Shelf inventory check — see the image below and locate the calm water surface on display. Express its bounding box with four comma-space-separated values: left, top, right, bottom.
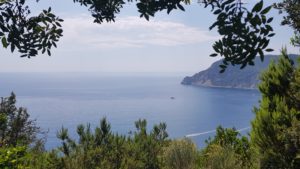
0, 73, 260, 149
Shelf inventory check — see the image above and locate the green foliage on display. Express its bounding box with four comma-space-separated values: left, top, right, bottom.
73, 0, 126, 23
0, 92, 41, 147
274, 0, 300, 46
129, 119, 168, 169
203, 0, 274, 72
201, 126, 258, 169
201, 144, 243, 169
0, 0, 63, 58
30, 118, 169, 169
0, 114, 259, 169
163, 138, 198, 169
291, 33, 300, 47
0, 0, 278, 72
274, 0, 300, 33
73, 0, 187, 23
0, 146, 29, 169
251, 49, 300, 168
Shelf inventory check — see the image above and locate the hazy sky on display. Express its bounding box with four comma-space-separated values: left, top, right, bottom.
0, 0, 298, 73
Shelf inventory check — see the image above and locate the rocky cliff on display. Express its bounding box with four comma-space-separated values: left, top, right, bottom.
181, 55, 298, 89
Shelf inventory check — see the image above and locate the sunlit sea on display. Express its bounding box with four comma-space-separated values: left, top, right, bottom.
0, 72, 260, 149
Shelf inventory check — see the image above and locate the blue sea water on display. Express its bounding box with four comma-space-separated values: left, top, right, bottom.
0, 73, 260, 149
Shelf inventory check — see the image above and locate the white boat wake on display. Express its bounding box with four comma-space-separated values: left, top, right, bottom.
185, 127, 251, 138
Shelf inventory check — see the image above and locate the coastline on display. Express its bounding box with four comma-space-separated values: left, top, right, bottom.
182, 83, 258, 90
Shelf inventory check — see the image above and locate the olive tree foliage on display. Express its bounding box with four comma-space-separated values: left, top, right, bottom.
0, 0, 276, 70
274, 0, 300, 47
73, 0, 190, 22
203, 0, 275, 72
0, 0, 63, 58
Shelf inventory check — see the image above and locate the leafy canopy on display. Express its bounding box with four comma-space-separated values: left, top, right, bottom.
0, 0, 276, 71
274, 0, 300, 47
205, 0, 274, 72
0, 0, 63, 58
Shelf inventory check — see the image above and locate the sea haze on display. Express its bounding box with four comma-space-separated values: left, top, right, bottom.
0, 72, 260, 149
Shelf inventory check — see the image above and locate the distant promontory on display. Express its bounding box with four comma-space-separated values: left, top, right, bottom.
181, 55, 298, 89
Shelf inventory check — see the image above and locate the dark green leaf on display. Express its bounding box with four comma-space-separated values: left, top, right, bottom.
266, 25, 273, 31
262, 39, 270, 49
167, 6, 172, 14
209, 22, 218, 30
177, 4, 184, 11
55, 22, 62, 27
0, 24, 9, 32
249, 61, 255, 66
268, 33, 275, 37
265, 48, 274, 52
221, 0, 235, 9
219, 64, 226, 69
2, 37, 8, 48
210, 53, 218, 57
240, 63, 247, 69
252, 0, 263, 13
48, 13, 55, 18
7, 8, 13, 16
1, 12, 9, 18
267, 17, 273, 23
258, 49, 264, 61
260, 6, 272, 15
47, 49, 51, 56
10, 43, 15, 52
213, 9, 222, 15
144, 14, 149, 21
52, 42, 57, 48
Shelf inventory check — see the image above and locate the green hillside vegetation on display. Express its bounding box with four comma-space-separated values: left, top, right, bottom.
0, 51, 299, 169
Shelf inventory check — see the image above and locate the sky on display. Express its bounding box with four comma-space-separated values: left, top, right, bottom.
0, 0, 298, 74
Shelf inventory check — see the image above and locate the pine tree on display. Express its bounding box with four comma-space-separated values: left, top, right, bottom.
251, 49, 300, 168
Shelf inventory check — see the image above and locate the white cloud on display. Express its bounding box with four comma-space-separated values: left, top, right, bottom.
61, 15, 218, 49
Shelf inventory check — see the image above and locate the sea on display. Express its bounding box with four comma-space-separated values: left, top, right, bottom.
0, 72, 260, 150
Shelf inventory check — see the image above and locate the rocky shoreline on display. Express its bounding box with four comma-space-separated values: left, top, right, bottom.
181, 54, 298, 89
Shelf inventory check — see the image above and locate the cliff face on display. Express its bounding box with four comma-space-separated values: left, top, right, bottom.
181, 55, 298, 89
